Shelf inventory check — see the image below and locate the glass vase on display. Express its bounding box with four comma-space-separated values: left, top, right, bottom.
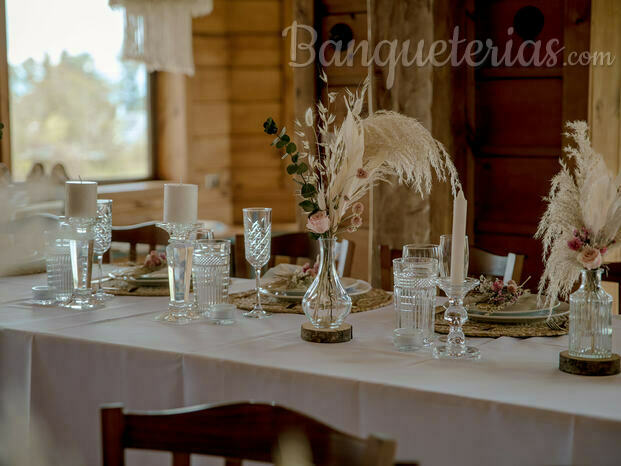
569, 268, 613, 359
302, 237, 352, 329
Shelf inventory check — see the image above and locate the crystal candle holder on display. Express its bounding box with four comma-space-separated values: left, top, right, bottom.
433, 277, 480, 360
156, 222, 205, 325
64, 216, 102, 311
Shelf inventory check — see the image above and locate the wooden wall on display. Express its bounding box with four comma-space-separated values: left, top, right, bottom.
316, 0, 370, 280
186, 0, 296, 225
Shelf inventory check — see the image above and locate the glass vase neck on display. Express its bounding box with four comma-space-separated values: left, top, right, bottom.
580, 268, 603, 291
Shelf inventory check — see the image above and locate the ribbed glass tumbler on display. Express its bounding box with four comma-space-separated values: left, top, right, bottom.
192, 239, 231, 316
392, 257, 438, 351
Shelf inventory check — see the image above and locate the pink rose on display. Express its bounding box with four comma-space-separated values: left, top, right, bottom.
578, 246, 602, 270
356, 168, 368, 179
306, 210, 330, 234
351, 202, 364, 216
301, 262, 311, 273
567, 237, 583, 251
492, 279, 503, 292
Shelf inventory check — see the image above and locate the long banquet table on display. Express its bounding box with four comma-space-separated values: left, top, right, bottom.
2, 271, 621, 466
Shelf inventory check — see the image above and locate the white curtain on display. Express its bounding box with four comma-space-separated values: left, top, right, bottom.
109, 0, 214, 75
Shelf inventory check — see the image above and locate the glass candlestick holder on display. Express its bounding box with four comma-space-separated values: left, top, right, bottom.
156, 222, 205, 324
64, 217, 102, 311
434, 277, 480, 360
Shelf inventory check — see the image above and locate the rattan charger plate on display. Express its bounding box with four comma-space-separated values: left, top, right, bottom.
433, 307, 569, 338
229, 288, 393, 315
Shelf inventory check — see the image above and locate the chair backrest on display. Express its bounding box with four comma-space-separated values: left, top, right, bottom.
234, 233, 355, 278
379, 244, 525, 291
106, 221, 170, 263
101, 402, 396, 466
469, 247, 525, 282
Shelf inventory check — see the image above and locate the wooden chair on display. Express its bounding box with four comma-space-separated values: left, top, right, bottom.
379, 244, 525, 291
101, 402, 398, 466
104, 221, 170, 263
469, 247, 525, 282
234, 233, 355, 278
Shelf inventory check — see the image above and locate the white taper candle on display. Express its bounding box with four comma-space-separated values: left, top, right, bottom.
65, 181, 97, 218
163, 183, 198, 224
450, 190, 467, 285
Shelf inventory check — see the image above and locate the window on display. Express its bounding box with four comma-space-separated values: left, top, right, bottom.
6, 0, 150, 181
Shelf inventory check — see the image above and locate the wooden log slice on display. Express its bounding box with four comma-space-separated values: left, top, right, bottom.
559, 350, 621, 376
301, 322, 352, 343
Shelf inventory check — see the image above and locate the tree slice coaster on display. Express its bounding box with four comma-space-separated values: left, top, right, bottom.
559, 350, 621, 376
301, 322, 352, 343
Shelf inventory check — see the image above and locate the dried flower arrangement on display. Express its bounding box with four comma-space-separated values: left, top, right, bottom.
536, 121, 621, 304
465, 276, 529, 313
267, 262, 320, 291
263, 73, 460, 238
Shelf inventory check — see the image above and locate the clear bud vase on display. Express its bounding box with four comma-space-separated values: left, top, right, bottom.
302, 237, 352, 329
569, 268, 613, 359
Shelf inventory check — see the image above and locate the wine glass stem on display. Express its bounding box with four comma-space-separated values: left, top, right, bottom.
97, 253, 103, 293
255, 267, 262, 309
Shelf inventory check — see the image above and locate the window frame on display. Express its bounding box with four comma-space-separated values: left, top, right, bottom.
0, 0, 157, 184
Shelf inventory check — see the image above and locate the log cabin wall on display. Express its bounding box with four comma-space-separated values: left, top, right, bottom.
316, 0, 370, 280
187, 0, 296, 225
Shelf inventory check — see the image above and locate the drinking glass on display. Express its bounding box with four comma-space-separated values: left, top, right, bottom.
193, 239, 231, 316
392, 257, 438, 351
438, 234, 469, 278
402, 244, 440, 261
45, 218, 72, 304
401, 244, 440, 343
243, 207, 272, 319
93, 200, 113, 301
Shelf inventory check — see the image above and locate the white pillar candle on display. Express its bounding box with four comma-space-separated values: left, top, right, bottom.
65, 181, 97, 218
164, 183, 198, 224
450, 190, 467, 285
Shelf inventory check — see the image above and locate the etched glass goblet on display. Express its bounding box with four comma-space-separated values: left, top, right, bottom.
93, 199, 113, 301
243, 207, 272, 319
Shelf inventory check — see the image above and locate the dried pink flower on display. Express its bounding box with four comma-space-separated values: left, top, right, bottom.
351, 202, 364, 216
567, 237, 583, 251
356, 168, 369, 179
492, 279, 504, 292
351, 215, 363, 228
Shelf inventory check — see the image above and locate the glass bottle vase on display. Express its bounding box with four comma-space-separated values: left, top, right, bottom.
569, 268, 613, 359
302, 237, 352, 329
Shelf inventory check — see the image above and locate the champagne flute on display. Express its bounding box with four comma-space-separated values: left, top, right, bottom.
438, 234, 469, 278
94, 199, 113, 301
243, 208, 272, 319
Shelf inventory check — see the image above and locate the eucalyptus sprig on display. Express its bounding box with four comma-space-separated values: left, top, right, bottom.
263, 117, 319, 215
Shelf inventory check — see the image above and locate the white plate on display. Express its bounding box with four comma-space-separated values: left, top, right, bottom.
467, 301, 568, 324
110, 268, 169, 288
467, 294, 560, 316
261, 278, 371, 302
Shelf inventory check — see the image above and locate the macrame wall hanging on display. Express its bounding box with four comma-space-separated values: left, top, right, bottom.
109, 0, 214, 75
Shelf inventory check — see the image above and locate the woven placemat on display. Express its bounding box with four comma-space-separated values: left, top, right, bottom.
433, 307, 569, 338
104, 279, 170, 297
229, 288, 393, 315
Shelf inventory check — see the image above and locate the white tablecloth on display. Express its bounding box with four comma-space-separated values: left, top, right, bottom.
2, 272, 621, 466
